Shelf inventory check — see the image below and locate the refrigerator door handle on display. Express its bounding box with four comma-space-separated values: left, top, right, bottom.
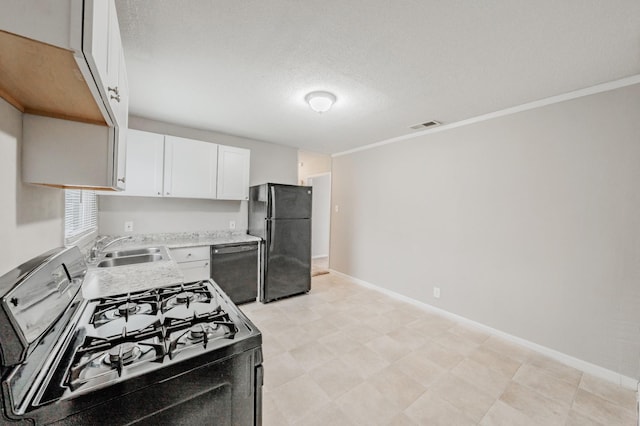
270, 186, 276, 218
267, 220, 274, 253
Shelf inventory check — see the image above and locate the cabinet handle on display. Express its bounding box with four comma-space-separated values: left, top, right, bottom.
157, 192, 161, 195
110, 94, 121, 102
166, 192, 170, 195
108, 86, 120, 95
118, 177, 126, 183
187, 253, 192, 257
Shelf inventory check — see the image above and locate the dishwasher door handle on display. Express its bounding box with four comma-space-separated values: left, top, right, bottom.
213, 245, 258, 255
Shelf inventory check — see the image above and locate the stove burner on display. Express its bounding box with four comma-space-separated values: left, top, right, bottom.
159, 282, 214, 313
188, 324, 214, 340
176, 292, 195, 304
106, 342, 138, 365
188, 325, 205, 340
117, 302, 139, 316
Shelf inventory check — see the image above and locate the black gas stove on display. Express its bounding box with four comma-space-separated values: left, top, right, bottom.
0, 246, 263, 425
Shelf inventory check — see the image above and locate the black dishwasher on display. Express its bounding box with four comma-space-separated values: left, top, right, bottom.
211, 242, 259, 305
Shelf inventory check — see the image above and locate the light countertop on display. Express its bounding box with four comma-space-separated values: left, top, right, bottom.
81, 231, 261, 299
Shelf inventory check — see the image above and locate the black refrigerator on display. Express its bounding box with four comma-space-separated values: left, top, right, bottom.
248, 183, 312, 303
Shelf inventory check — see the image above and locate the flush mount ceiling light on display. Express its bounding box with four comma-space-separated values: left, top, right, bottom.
305, 91, 337, 113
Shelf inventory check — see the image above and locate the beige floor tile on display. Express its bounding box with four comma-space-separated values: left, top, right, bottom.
262, 351, 304, 390
499, 381, 570, 426
291, 402, 355, 426
404, 390, 476, 426
525, 353, 583, 387
319, 310, 362, 329
367, 307, 421, 332
262, 390, 290, 426
257, 310, 298, 334
341, 322, 382, 344
365, 335, 408, 362
270, 374, 331, 424
565, 408, 607, 426
512, 363, 578, 407
482, 336, 533, 362
261, 332, 286, 360
272, 324, 316, 351
428, 372, 496, 422
450, 323, 491, 344
579, 373, 637, 412
469, 345, 523, 378
289, 340, 336, 371
282, 306, 324, 324
387, 327, 429, 351
479, 400, 538, 426
451, 357, 512, 399
393, 351, 446, 387
412, 317, 456, 338
388, 412, 418, 426
572, 388, 637, 426
340, 344, 390, 379
317, 329, 364, 355
435, 330, 481, 356
335, 382, 401, 425
299, 317, 339, 340
308, 358, 364, 399
366, 366, 427, 411
366, 313, 408, 334
412, 340, 465, 370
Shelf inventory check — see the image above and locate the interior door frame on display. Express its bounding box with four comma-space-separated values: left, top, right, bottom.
305, 172, 331, 261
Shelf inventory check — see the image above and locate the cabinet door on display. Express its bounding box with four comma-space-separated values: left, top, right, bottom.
113, 129, 165, 197
164, 136, 218, 199
111, 47, 129, 191
84, 0, 126, 128
217, 145, 250, 200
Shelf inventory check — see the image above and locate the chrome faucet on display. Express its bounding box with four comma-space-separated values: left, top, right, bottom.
88, 235, 132, 261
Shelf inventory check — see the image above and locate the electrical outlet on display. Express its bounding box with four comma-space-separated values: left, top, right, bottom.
229, 220, 236, 230
433, 287, 441, 299
124, 221, 134, 232
335, 205, 339, 213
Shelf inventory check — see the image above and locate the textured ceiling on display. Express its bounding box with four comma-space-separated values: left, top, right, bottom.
115, 0, 640, 155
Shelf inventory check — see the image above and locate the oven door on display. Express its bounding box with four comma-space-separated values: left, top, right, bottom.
27, 348, 262, 426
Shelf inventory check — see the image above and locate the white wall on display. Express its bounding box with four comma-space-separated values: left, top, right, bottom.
0, 99, 64, 276
98, 116, 299, 235
330, 83, 640, 380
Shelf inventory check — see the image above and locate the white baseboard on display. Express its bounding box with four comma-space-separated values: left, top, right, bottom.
312, 254, 329, 259
329, 269, 639, 391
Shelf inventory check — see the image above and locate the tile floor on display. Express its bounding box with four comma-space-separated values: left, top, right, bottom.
240, 273, 638, 426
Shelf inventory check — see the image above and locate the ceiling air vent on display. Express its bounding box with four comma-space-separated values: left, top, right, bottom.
410, 120, 441, 130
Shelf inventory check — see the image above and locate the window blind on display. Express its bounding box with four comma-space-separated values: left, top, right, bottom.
64, 190, 98, 245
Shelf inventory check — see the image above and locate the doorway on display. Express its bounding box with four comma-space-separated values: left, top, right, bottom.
307, 173, 331, 275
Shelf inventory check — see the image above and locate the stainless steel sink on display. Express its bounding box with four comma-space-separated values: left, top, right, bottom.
97, 254, 164, 268
104, 247, 161, 258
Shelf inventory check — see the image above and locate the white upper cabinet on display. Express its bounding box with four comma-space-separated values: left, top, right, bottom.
164, 136, 219, 199
1, 0, 129, 190
119, 129, 164, 197
217, 145, 250, 200
83, 0, 127, 129
101, 130, 251, 200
